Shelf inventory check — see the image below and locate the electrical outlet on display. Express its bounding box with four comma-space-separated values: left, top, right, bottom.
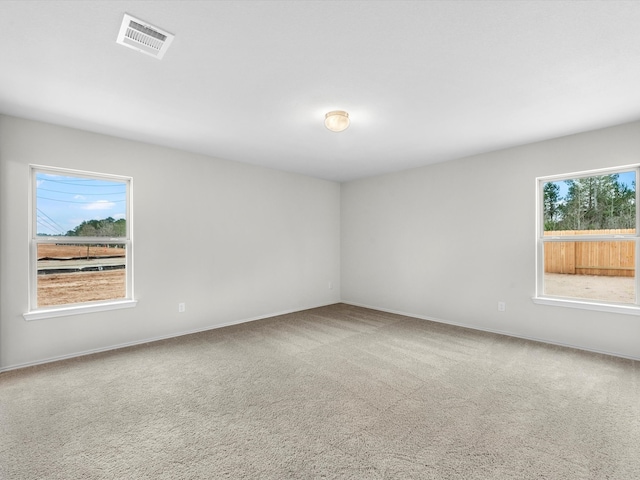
328, 281, 333, 290
497, 301, 506, 312
178, 303, 186, 313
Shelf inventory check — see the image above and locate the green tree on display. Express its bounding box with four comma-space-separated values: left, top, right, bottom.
66, 217, 126, 237
543, 182, 561, 230
557, 174, 635, 230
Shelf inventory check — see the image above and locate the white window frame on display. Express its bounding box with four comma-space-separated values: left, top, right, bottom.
533, 164, 640, 315
24, 165, 137, 321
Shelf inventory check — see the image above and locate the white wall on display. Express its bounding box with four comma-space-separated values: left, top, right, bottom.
0, 115, 341, 370
3, 115, 640, 370
341, 121, 640, 360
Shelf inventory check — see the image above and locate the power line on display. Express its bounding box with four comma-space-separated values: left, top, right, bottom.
37, 215, 60, 232
38, 177, 126, 187
36, 208, 66, 234
36, 196, 126, 204
36, 217, 61, 232
36, 214, 64, 235
38, 187, 126, 196
37, 219, 62, 235
37, 221, 58, 235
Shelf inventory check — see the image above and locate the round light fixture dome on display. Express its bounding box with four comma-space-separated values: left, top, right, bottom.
324, 110, 350, 132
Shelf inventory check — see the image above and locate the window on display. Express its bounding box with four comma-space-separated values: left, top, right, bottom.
25, 165, 135, 320
534, 166, 639, 314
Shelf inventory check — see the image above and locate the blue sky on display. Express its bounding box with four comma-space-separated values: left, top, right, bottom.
36, 173, 127, 235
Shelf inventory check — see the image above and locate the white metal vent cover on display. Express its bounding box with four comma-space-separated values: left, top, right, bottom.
116, 13, 174, 59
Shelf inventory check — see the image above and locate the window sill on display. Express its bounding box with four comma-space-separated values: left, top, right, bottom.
23, 299, 138, 321
532, 296, 640, 316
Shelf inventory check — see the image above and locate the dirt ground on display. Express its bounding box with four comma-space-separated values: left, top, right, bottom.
544, 273, 635, 304
38, 270, 126, 307
37, 244, 126, 307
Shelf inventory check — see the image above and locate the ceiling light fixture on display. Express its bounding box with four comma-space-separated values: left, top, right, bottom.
324, 110, 350, 132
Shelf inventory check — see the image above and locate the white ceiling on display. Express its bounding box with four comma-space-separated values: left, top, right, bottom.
1, 1, 640, 182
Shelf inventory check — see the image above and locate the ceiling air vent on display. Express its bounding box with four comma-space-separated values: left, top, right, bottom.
116, 13, 174, 59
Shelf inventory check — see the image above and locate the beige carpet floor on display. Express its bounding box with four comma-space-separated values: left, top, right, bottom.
1, 304, 639, 479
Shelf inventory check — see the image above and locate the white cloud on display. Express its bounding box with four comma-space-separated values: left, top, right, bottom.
74, 194, 86, 200
82, 200, 116, 211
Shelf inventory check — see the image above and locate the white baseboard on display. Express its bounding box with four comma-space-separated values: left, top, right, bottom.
0, 302, 336, 373
4, 301, 637, 373
342, 301, 640, 362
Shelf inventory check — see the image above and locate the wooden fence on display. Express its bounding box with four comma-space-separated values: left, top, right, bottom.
544, 229, 635, 277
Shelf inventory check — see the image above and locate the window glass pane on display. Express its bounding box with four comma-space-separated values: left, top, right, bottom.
37, 243, 126, 307
543, 171, 635, 234
36, 172, 127, 237
543, 240, 635, 304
